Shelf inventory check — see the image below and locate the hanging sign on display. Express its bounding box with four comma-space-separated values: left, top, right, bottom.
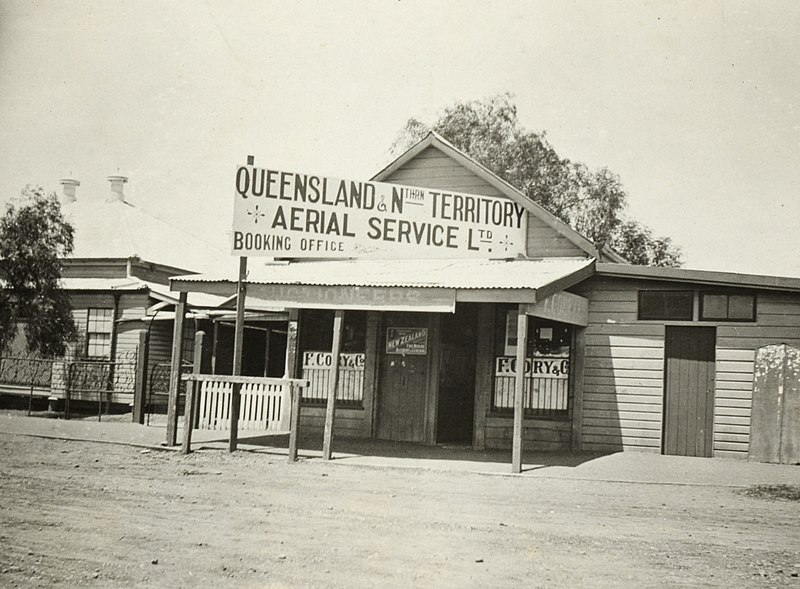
232, 165, 527, 258
386, 327, 428, 355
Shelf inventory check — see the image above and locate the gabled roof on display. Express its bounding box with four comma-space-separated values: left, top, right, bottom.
372, 132, 628, 263
596, 263, 800, 293
61, 199, 231, 274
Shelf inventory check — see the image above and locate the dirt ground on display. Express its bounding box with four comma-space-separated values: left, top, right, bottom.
1, 433, 799, 588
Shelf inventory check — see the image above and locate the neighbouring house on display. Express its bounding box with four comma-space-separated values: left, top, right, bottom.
169, 132, 800, 464
0, 176, 287, 417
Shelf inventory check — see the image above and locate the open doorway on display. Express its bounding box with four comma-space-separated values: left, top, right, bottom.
436, 304, 478, 444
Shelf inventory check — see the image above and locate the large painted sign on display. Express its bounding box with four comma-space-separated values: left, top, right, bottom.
232, 165, 527, 258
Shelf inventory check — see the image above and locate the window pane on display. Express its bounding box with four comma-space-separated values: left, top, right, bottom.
702, 294, 728, 319
728, 295, 755, 320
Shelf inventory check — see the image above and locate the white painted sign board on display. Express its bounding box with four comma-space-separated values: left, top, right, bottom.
232, 165, 527, 258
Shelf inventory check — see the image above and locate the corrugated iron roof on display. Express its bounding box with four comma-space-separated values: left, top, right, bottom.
61, 200, 230, 274
172, 257, 595, 290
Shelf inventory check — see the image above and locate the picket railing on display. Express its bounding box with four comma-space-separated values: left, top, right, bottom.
181, 374, 308, 434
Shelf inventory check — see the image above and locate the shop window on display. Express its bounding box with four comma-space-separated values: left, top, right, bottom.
299, 310, 366, 407
492, 306, 571, 418
86, 308, 113, 359
638, 291, 693, 321
700, 292, 756, 322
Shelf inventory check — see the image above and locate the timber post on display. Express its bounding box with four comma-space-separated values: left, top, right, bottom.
286, 309, 301, 462
511, 304, 528, 473
229, 256, 248, 452
322, 310, 344, 461
132, 330, 148, 424
165, 291, 188, 446
182, 331, 205, 454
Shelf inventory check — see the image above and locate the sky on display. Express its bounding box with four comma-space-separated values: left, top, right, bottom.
1, 0, 798, 277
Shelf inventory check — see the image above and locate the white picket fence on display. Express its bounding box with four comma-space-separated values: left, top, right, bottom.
182, 374, 305, 433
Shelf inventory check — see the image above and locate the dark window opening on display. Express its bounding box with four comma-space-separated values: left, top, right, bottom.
638, 290, 693, 321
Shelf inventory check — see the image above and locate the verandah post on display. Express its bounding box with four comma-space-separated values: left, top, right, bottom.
286, 309, 301, 462
511, 304, 528, 473
322, 310, 344, 461
229, 256, 248, 452
165, 291, 188, 446
132, 330, 148, 424
182, 331, 205, 454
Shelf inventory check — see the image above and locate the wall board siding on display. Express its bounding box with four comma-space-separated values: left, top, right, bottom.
484, 416, 572, 451
573, 277, 800, 457
299, 407, 366, 438
383, 146, 589, 259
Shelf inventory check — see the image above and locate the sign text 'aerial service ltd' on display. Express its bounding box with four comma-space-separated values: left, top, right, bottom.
231, 165, 527, 258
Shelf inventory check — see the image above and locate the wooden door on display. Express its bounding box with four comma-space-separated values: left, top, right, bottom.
376, 313, 430, 442
663, 326, 716, 457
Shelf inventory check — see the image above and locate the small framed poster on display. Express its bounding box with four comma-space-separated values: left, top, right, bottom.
386, 327, 428, 355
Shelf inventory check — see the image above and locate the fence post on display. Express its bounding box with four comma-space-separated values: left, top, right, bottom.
132, 330, 148, 424
286, 309, 301, 462
64, 362, 73, 420
166, 291, 188, 446
182, 331, 205, 455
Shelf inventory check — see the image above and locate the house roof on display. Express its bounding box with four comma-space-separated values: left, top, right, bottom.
372, 132, 628, 264
595, 263, 800, 293
60, 277, 232, 308
61, 199, 231, 274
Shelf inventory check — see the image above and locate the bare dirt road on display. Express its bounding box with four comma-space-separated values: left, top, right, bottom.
1, 432, 799, 588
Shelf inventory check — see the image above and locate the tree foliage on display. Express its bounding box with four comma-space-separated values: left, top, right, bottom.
0, 186, 77, 357
392, 94, 682, 267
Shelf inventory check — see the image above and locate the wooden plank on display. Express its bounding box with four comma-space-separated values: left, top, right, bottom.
322, 310, 344, 460
165, 291, 187, 446
182, 373, 308, 386
472, 304, 494, 449
425, 313, 441, 445
229, 256, 247, 453
511, 305, 528, 473
361, 312, 379, 438
286, 309, 301, 462
571, 327, 586, 452
132, 330, 148, 425
182, 331, 205, 454
523, 291, 588, 327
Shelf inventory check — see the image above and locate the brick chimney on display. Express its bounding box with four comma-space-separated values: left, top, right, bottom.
60, 178, 80, 204
107, 175, 128, 202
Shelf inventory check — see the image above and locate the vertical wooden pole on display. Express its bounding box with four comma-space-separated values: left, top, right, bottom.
322, 310, 344, 461
182, 331, 205, 454
132, 330, 149, 424
229, 256, 248, 452
511, 305, 528, 473
286, 309, 301, 462
570, 327, 586, 452
211, 320, 219, 374
362, 312, 380, 438
472, 303, 494, 450
165, 291, 188, 446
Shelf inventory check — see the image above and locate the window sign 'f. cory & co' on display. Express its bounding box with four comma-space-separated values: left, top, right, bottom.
231, 165, 527, 258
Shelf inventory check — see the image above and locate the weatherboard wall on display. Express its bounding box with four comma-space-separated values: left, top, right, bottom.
381, 146, 588, 259
570, 276, 800, 458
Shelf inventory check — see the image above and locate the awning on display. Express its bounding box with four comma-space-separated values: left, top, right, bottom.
170, 257, 595, 312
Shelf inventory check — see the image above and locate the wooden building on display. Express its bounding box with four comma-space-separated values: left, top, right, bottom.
171, 133, 800, 463
0, 176, 285, 411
